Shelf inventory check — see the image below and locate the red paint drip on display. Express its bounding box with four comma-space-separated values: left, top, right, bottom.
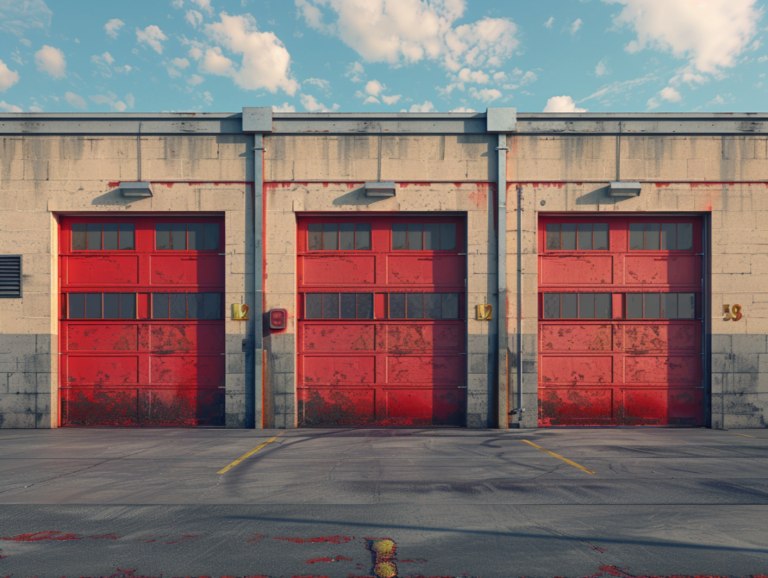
655, 183, 671, 188
163, 533, 208, 544
2, 531, 82, 542
398, 182, 431, 187
273, 535, 354, 544
108, 182, 120, 188
247, 533, 265, 542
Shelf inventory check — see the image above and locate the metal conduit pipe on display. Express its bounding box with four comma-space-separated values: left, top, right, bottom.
253, 133, 265, 428
496, 134, 509, 428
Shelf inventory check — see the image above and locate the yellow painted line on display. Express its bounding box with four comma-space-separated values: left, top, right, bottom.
218, 435, 280, 474
522, 439, 595, 474
727, 432, 756, 438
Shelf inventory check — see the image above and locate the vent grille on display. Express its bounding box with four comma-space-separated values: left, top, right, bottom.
0, 255, 22, 298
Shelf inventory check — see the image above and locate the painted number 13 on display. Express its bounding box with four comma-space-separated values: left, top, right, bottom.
723, 304, 743, 321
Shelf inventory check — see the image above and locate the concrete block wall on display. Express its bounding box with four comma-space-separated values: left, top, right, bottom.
0, 135, 253, 428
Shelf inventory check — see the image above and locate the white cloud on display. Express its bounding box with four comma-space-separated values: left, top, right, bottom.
759, 55, 768, 63
305, 77, 330, 91
201, 12, 299, 95
365, 79, 385, 96
0, 101, 22, 112
450, 106, 476, 112
64, 91, 87, 110
363, 95, 379, 104
520, 70, 537, 85
125, 93, 135, 108
186, 10, 204, 28
187, 73, 205, 85
408, 100, 437, 112
0, 0, 52, 35
91, 51, 115, 77
345, 61, 364, 82
544, 16, 554, 29
595, 59, 609, 76
203, 90, 213, 105
581, 73, 656, 104
115, 65, 132, 74
543, 95, 587, 112
570, 18, 582, 34
296, 0, 519, 72
272, 102, 296, 112
382, 94, 401, 105
192, 0, 214, 15
35, 45, 66, 78
172, 0, 184, 7
469, 87, 501, 102
659, 86, 682, 102
173, 57, 191, 69
136, 25, 168, 54
105, 18, 125, 38
29, 105, 42, 112
493, 71, 506, 82
0, 59, 20, 91
458, 68, 489, 83
89, 91, 133, 112
602, 0, 761, 73
300, 93, 339, 112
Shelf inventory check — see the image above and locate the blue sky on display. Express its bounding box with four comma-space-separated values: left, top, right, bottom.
0, 0, 766, 113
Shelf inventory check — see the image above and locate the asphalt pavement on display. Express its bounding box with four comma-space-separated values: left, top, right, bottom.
0, 427, 767, 577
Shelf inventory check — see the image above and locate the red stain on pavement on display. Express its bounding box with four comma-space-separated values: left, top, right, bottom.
302, 555, 353, 564
247, 533, 265, 542
2, 531, 82, 541
163, 533, 209, 544
273, 536, 354, 544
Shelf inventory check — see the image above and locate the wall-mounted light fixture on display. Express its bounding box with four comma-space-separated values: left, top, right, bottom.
365, 181, 396, 197
118, 181, 154, 197
608, 181, 641, 197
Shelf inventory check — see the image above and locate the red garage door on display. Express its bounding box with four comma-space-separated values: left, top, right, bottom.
538, 216, 703, 426
59, 217, 225, 426
297, 216, 466, 427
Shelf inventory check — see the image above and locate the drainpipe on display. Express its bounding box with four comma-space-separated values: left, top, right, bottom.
515, 184, 523, 423
496, 134, 509, 428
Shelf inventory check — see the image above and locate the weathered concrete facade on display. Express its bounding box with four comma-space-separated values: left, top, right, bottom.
1, 110, 767, 428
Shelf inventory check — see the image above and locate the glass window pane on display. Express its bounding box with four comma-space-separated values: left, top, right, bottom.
306, 294, 322, 318
678, 293, 695, 319
188, 223, 204, 250
323, 293, 339, 318
308, 223, 323, 250
86, 293, 102, 319
357, 294, 373, 319
440, 223, 456, 250
627, 294, 643, 319
103, 293, 120, 318
69, 293, 85, 318
546, 223, 560, 250
392, 224, 407, 250
87, 223, 101, 250
644, 293, 660, 318
595, 294, 611, 319
577, 223, 592, 250
170, 293, 187, 318
103, 223, 118, 250
578, 293, 595, 318
204, 223, 220, 251
153, 293, 169, 318
340, 293, 356, 318
188, 293, 203, 319
561, 293, 577, 318
204, 293, 221, 320
340, 223, 355, 250
356, 223, 371, 250
544, 294, 560, 319
156, 224, 171, 250
407, 223, 422, 250
645, 223, 661, 251
389, 293, 405, 318
677, 223, 693, 250
593, 224, 609, 250
425, 293, 441, 318
119, 223, 134, 250
323, 223, 338, 250
72, 224, 87, 250
661, 223, 677, 250
561, 224, 576, 250
424, 223, 440, 250
120, 293, 136, 319
171, 223, 186, 250
629, 223, 644, 250
407, 293, 423, 318
442, 293, 459, 319
661, 293, 678, 319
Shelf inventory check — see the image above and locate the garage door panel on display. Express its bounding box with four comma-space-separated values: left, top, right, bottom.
625, 355, 701, 384
387, 355, 463, 384
303, 324, 376, 351
150, 355, 224, 385
61, 388, 140, 426
386, 323, 463, 351
540, 256, 612, 285
624, 323, 698, 351
540, 324, 612, 351
302, 255, 375, 285
67, 356, 140, 385
303, 356, 375, 384
139, 389, 224, 426
297, 388, 375, 426
540, 356, 613, 384
624, 255, 701, 285
539, 388, 614, 425
150, 255, 225, 286
387, 255, 463, 285
67, 324, 138, 351
621, 388, 702, 425
67, 256, 139, 285
149, 324, 225, 353
379, 387, 466, 426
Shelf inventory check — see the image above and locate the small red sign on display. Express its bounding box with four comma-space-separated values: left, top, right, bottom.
269, 309, 287, 330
